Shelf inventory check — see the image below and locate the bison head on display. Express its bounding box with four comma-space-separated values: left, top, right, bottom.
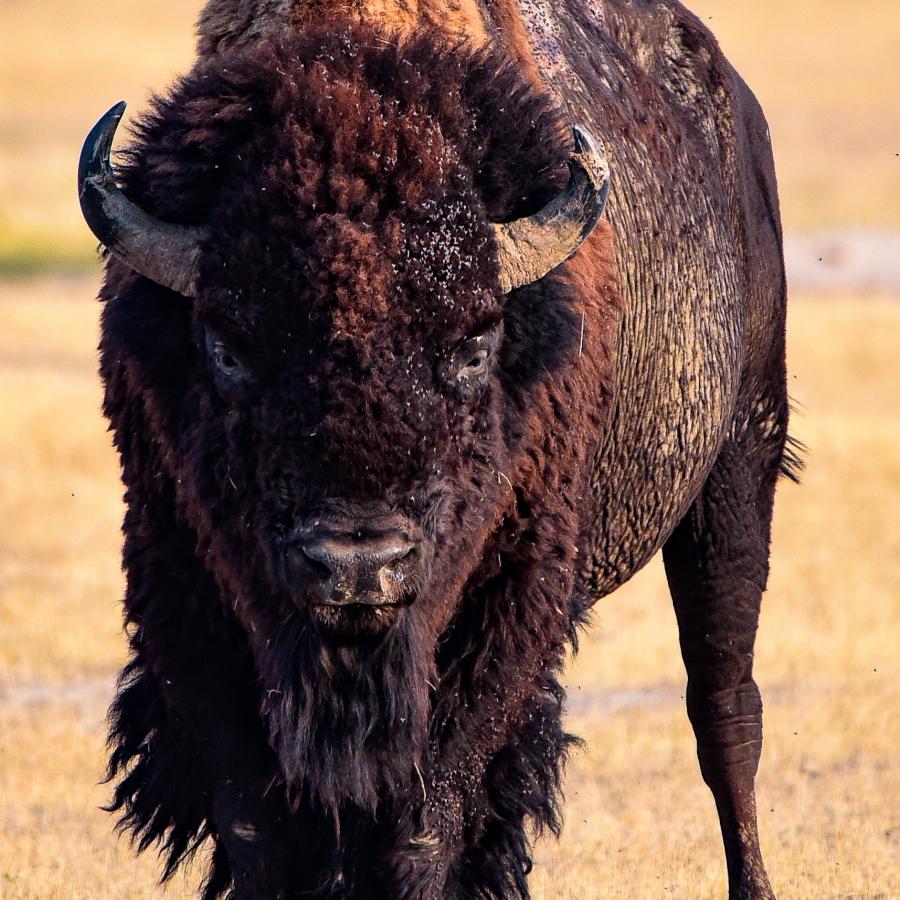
83, 26, 608, 813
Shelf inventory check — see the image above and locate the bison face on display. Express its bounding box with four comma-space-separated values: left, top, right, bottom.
192, 196, 512, 641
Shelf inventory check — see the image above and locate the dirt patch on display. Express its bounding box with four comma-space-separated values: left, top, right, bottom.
785, 230, 900, 293
0, 677, 115, 711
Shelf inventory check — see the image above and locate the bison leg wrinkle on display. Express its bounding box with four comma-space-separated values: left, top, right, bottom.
663, 436, 781, 900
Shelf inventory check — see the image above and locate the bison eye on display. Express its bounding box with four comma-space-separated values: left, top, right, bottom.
457, 348, 491, 381
213, 344, 242, 377
443, 328, 500, 398
205, 330, 250, 390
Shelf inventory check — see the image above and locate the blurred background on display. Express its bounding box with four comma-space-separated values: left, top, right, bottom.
0, 1, 897, 897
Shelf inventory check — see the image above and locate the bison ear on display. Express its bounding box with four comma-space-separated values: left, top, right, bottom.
492, 126, 610, 294
78, 102, 206, 298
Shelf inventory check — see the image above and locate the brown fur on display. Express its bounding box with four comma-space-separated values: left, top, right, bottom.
197, 0, 490, 55
96, 2, 792, 897
100, 20, 619, 898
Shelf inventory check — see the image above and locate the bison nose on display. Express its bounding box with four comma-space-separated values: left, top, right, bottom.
298, 534, 415, 606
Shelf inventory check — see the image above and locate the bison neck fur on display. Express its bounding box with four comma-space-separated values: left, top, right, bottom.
101, 21, 615, 899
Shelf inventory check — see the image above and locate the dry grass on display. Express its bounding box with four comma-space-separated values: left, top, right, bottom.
0, 279, 897, 897
1, 0, 898, 272
687, 0, 900, 232
0, 0, 196, 271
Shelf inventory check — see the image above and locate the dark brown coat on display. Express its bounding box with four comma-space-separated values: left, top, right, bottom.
94, 3, 793, 898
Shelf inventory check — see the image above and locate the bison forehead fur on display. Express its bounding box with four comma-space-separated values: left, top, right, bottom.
100, 22, 615, 899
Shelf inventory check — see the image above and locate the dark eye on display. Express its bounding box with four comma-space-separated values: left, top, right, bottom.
213, 343, 243, 377
457, 348, 491, 381
205, 330, 249, 387
442, 327, 500, 398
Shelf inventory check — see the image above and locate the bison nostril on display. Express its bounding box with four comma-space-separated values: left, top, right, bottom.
384, 545, 414, 570
300, 547, 334, 582
382, 544, 413, 565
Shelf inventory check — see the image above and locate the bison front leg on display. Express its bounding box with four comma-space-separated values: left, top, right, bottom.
662, 436, 780, 900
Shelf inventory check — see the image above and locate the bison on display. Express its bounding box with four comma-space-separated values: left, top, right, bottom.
78, 2, 796, 898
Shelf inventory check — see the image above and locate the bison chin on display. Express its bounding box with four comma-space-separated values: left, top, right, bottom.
256, 604, 437, 816
308, 602, 405, 635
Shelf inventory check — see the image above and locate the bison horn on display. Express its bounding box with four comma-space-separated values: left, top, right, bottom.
493, 126, 610, 294
78, 102, 204, 297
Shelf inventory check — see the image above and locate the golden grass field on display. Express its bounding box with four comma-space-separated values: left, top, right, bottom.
1, 0, 899, 897
0, 281, 897, 898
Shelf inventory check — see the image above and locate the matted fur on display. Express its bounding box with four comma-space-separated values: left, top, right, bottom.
100, 22, 617, 899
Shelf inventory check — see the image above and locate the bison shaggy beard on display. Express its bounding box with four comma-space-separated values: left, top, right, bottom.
100, 18, 605, 899
258, 600, 437, 815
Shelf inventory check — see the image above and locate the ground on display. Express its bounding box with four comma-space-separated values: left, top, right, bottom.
0, 281, 897, 898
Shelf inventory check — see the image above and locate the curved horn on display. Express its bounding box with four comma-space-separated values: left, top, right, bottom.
78, 102, 204, 297
493, 126, 610, 294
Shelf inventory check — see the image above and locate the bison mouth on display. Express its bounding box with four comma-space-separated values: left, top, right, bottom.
309, 598, 407, 634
